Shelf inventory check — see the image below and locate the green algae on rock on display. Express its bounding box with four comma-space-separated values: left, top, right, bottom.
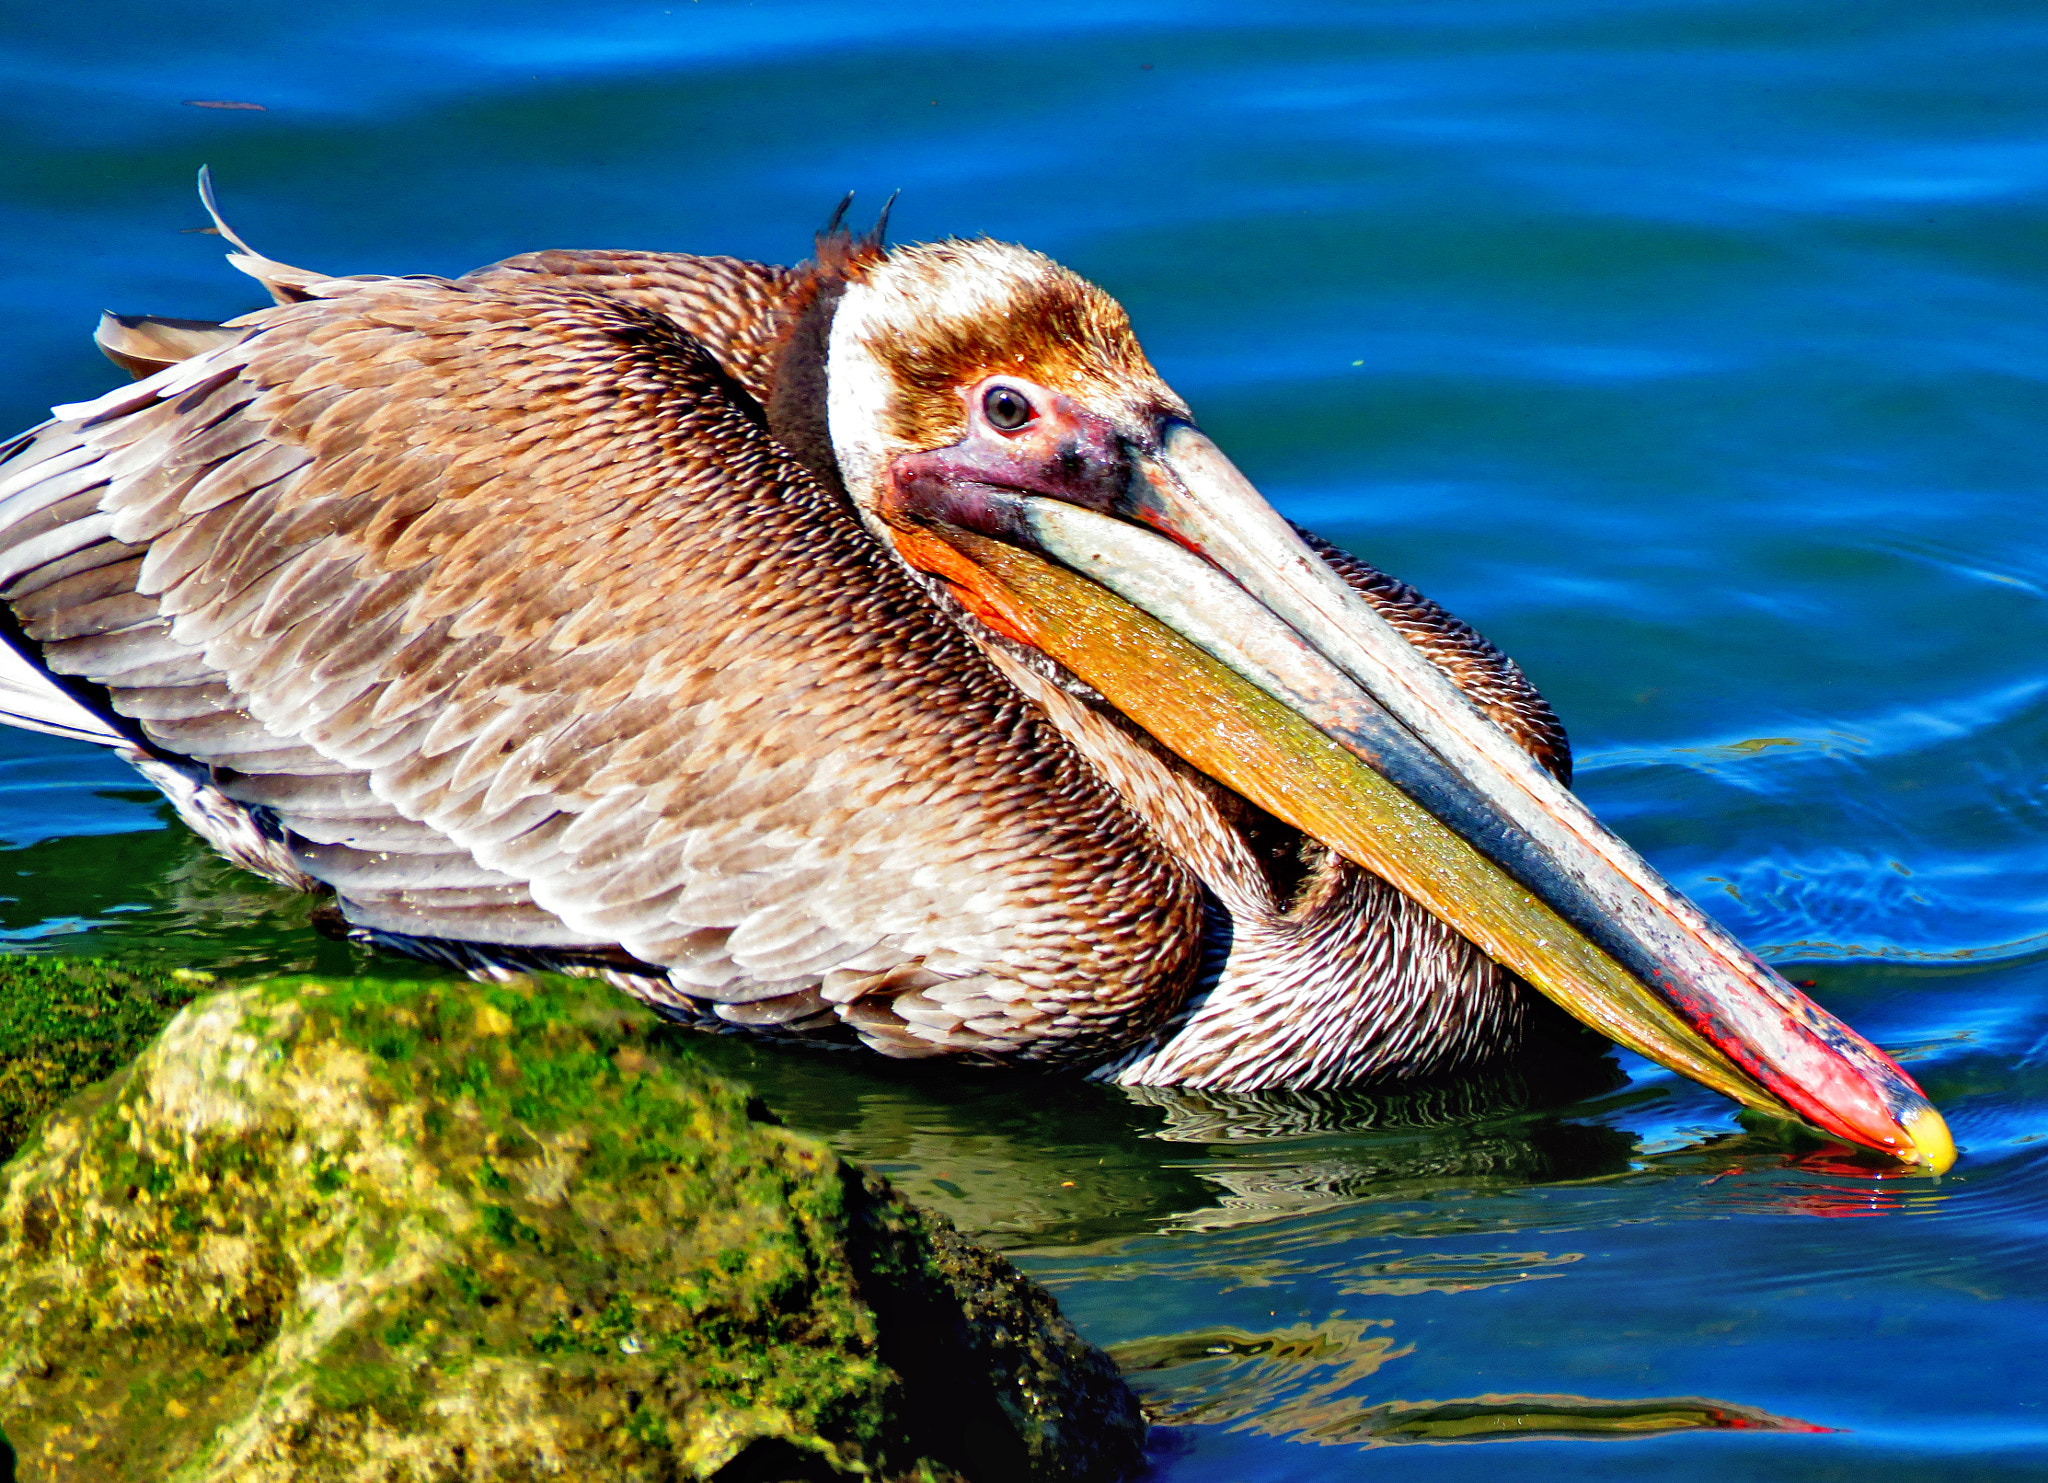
0, 973, 1144, 1482
0, 955, 204, 1163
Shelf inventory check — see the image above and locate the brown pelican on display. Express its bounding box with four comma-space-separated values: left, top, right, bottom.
0, 178, 1952, 1171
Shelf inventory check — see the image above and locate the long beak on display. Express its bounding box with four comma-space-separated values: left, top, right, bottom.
900, 422, 1952, 1173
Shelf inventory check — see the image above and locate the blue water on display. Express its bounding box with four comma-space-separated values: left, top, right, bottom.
4, 1, 2048, 1475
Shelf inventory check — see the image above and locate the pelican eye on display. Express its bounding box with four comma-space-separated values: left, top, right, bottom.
982, 385, 1037, 432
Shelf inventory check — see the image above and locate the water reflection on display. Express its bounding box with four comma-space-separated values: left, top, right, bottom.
1129, 1103, 1639, 1236
1114, 1316, 1412, 1436
684, 1019, 1968, 1253
1115, 1310, 1829, 1452
1123, 1069, 1627, 1143
0, 807, 440, 978
1120, 1309, 1830, 1448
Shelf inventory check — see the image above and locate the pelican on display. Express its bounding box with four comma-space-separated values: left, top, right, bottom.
0, 179, 1952, 1171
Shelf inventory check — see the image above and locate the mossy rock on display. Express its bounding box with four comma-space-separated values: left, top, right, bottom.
0, 955, 204, 1162
0, 973, 1143, 1482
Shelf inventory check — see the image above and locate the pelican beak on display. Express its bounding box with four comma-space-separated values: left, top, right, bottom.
884, 416, 1952, 1174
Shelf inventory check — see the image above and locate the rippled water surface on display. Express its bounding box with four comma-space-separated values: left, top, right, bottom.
5, 1, 2048, 1476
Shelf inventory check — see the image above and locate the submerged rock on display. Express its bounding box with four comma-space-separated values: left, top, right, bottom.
0, 972, 1143, 1482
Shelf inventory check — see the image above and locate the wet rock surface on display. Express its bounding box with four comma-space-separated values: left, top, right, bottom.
0, 956, 202, 1164
0, 970, 1144, 1482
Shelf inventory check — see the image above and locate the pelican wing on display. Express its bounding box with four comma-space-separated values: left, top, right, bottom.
0, 265, 1201, 1056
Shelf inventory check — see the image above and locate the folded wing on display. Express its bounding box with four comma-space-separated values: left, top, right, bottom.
0, 263, 1202, 1058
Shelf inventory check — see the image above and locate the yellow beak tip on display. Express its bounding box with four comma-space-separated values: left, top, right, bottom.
1900, 1105, 1957, 1176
